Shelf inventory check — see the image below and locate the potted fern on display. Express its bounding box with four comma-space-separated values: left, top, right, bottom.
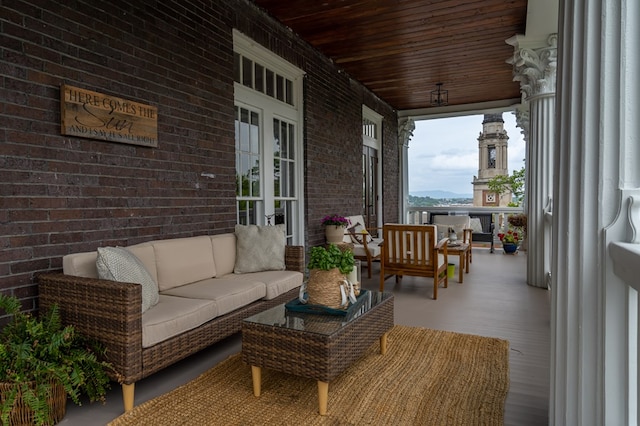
305, 244, 356, 309
0, 294, 113, 425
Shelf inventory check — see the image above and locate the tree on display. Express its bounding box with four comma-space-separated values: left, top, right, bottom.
488, 165, 525, 207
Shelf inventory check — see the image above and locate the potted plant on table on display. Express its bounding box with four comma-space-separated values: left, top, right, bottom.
321, 214, 350, 244
0, 294, 113, 426
305, 244, 356, 309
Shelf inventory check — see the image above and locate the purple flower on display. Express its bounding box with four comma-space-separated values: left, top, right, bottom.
321, 214, 350, 227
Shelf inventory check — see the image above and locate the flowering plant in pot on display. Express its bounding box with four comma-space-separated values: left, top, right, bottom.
498, 230, 520, 253
320, 214, 350, 227
321, 214, 350, 244
0, 294, 113, 426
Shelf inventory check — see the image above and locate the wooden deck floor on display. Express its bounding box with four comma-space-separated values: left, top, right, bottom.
61, 247, 549, 425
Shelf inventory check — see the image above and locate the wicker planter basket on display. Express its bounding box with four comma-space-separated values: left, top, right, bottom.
307, 268, 347, 309
0, 381, 67, 425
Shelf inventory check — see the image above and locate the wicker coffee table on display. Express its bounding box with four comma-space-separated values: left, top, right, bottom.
242, 291, 394, 415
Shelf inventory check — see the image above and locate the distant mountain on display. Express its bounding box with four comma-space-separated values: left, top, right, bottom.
410, 190, 473, 199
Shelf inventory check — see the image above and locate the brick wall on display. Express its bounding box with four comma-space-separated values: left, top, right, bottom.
0, 0, 398, 312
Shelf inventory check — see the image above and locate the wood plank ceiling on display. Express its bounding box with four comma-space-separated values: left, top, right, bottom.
252, 0, 528, 113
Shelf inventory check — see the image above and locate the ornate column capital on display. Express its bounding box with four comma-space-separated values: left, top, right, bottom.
506, 33, 558, 100
398, 118, 415, 147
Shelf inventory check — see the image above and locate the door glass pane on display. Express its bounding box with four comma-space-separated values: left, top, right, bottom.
238, 200, 261, 225
288, 162, 295, 196
236, 106, 261, 199
281, 121, 288, 158
288, 124, 295, 159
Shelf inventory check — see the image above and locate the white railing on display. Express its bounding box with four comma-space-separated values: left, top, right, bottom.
406, 205, 524, 234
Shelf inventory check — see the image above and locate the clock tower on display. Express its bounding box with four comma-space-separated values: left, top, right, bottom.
472, 113, 512, 206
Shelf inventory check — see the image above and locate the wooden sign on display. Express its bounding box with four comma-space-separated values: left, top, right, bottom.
61, 84, 158, 147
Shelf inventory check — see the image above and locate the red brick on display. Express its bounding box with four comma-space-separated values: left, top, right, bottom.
0, 0, 398, 311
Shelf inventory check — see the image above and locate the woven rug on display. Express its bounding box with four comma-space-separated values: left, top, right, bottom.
109, 325, 509, 426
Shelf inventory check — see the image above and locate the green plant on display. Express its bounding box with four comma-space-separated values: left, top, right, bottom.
488, 165, 525, 207
308, 244, 355, 274
0, 294, 113, 426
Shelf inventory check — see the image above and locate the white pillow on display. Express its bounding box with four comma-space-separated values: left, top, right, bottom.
348, 222, 373, 244
470, 218, 484, 233
96, 247, 159, 313
234, 224, 286, 273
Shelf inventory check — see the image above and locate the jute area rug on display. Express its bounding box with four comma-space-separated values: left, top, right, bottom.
109, 325, 509, 426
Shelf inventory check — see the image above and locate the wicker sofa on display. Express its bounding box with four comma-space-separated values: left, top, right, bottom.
37, 229, 304, 413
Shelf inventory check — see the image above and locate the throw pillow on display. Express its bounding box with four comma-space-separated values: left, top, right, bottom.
348, 222, 374, 245
470, 218, 484, 234
96, 247, 159, 314
234, 224, 286, 274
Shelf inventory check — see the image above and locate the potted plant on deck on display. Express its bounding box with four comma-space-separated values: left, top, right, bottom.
305, 244, 356, 309
507, 213, 528, 251
321, 214, 350, 244
0, 294, 113, 425
498, 229, 520, 254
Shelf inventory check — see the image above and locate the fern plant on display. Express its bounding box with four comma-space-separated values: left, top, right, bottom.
0, 294, 113, 425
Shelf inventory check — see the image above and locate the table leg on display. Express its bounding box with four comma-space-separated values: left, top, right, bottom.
318, 381, 329, 415
380, 332, 388, 355
465, 247, 470, 273
251, 365, 261, 397
458, 252, 464, 283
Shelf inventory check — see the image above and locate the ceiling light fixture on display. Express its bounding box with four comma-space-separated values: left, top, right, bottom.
430, 83, 448, 107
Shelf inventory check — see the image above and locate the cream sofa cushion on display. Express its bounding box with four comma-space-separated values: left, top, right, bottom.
125, 243, 158, 283
210, 233, 236, 276
141, 295, 218, 348
162, 278, 265, 316
352, 241, 382, 258
223, 270, 303, 300
234, 224, 285, 273
152, 236, 216, 291
63, 251, 99, 278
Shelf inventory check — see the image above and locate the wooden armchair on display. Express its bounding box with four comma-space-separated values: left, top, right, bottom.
379, 224, 449, 299
342, 215, 383, 278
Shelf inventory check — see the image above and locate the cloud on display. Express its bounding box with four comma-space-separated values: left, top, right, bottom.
408, 112, 526, 195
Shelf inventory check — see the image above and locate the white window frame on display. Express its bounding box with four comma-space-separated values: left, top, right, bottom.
233, 30, 305, 245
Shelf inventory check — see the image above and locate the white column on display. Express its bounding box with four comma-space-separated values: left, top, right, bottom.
398, 118, 414, 223
553, 0, 640, 424
507, 34, 557, 288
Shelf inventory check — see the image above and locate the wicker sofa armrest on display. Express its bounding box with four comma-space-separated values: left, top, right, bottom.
37, 272, 143, 384
285, 245, 305, 273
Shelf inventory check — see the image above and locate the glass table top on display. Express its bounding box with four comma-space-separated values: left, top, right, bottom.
243, 290, 392, 336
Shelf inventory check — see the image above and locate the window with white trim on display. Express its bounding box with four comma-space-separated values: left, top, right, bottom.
233, 31, 305, 244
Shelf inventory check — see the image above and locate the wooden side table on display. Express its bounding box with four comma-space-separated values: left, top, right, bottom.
440, 242, 470, 283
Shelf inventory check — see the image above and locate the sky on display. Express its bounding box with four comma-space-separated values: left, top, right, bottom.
408, 112, 526, 196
